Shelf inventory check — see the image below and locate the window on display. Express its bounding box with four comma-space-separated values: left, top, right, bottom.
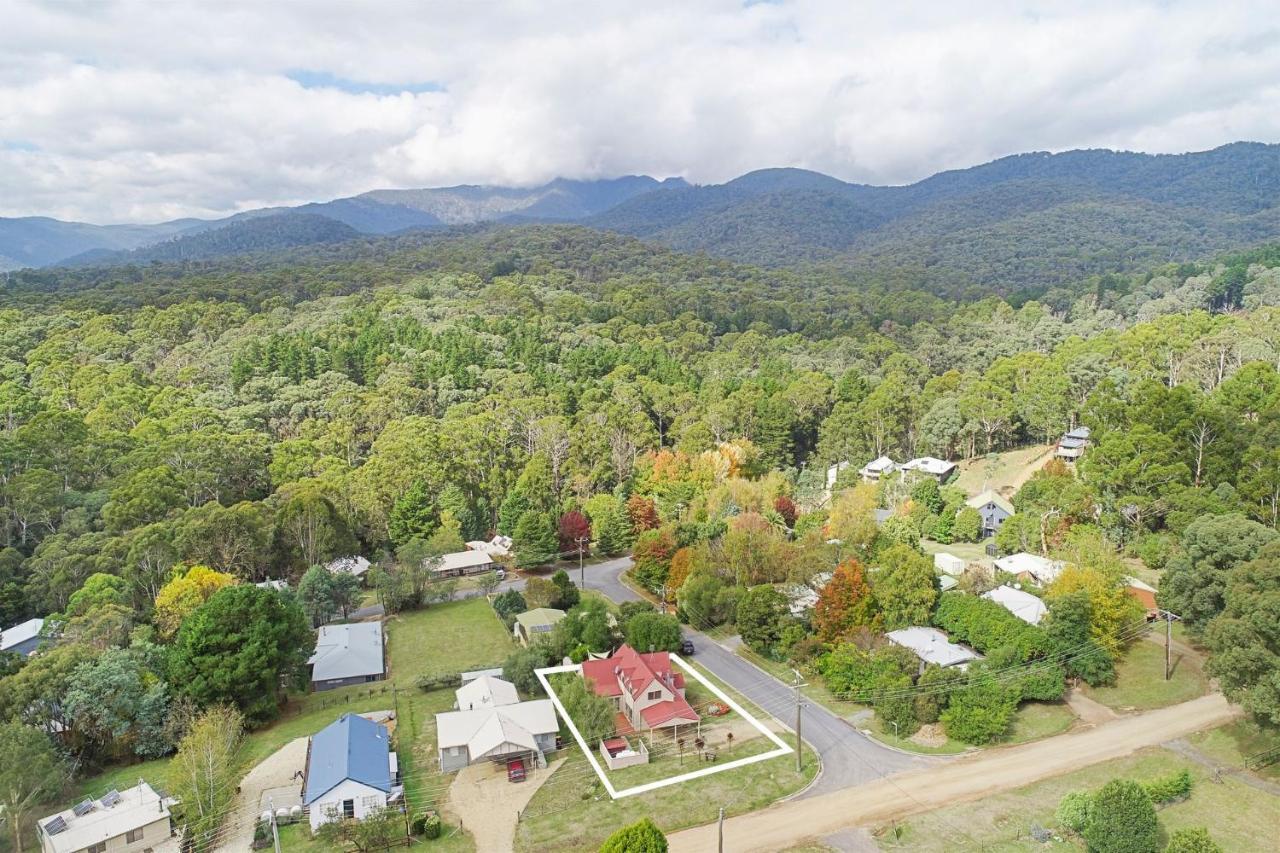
85, 844, 107, 853
361, 796, 381, 811
647, 690, 661, 700
342, 799, 355, 819
126, 827, 145, 843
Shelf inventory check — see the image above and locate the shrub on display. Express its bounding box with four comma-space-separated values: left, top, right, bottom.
940, 681, 1018, 744
422, 814, 442, 840
600, 817, 667, 852
953, 507, 983, 543
1164, 828, 1222, 853
934, 592, 1048, 661
1055, 789, 1093, 834
1083, 779, 1158, 853
1142, 769, 1192, 805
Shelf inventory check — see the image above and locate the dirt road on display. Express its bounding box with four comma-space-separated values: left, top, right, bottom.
668, 693, 1239, 852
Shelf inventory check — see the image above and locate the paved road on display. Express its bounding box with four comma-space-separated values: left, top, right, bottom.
668, 693, 1240, 852
584, 557, 927, 797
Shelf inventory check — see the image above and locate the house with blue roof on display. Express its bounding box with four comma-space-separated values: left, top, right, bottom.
303, 713, 401, 832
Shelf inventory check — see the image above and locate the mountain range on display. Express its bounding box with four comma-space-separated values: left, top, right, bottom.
5, 142, 1280, 293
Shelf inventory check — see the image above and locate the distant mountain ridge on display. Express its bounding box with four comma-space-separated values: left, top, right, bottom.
5, 143, 1280, 292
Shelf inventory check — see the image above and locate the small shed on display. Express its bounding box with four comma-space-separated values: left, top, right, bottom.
933, 553, 966, 576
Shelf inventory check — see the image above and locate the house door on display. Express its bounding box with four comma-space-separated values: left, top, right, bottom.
342, 799, 354, 819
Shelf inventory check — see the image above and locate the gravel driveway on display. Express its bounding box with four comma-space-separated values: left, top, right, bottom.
444, 757, 566, 853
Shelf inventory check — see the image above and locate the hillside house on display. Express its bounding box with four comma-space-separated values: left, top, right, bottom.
1125, 577, 1159, 618
899, 456, 958, 483
965, 489, 1015, 538
38, 782, 175, 853
303, 714, 400, 832
308, 623, 386, 691
326, 556, 371, 580
467, 535, 513, 558
858, 456, 897, 482
982, 585, 1047, 625
1, 617, 44, 658
1056, 426, 1091, 461
826, 460, 852, 488
580, 645, 700, 733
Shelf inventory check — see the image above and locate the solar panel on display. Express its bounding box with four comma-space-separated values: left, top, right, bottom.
44, 816, 67, 836
100, 789, 122, 807
72, 799, 95, 816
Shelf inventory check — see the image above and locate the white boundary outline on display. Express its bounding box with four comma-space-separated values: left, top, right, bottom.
535, 653, 792, 799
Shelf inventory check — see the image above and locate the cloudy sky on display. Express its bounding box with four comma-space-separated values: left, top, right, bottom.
2, 0, 1279, 223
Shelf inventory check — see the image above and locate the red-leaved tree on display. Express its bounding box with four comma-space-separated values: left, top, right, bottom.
813, 559, 879, 643
557, 510, 592, 555
773, 494, 798, 528
626, 494, 660, 535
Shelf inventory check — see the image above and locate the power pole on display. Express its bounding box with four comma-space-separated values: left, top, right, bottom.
1158, 609, 1181, 681
575, 535, 589, 588
717, 806, 725, 853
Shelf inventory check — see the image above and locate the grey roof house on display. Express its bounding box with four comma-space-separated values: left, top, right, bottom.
303, 713, 400, 832
1, 617, 44, 658
308, 622, 385, 691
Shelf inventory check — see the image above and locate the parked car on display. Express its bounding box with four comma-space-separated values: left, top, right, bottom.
507, 758, 526, 782
680, 639, 695, 655
495, 568, 507, 580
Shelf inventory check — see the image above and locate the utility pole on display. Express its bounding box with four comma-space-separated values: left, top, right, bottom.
792, 669, 806, 773
717, 806, 725, 853
575, 535, 589, 588
1157, 609, 1181, 681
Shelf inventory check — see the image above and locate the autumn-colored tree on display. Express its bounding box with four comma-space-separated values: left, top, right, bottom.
1047, 564, 1144, 652
826, 483, 880, 553
154, 565, 237, 638
666, 547, 695, 593
773, 494, 798, 528
557, 509, 592, 555
813, 559, 879, 643
626, 494, 660, 534
632, 527, 678, 592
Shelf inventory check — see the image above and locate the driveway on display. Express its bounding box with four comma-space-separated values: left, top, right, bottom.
585, 557, 927, 797
667, 693, 1241, 852
213, 736, 308, 852
444, 757, 566, 853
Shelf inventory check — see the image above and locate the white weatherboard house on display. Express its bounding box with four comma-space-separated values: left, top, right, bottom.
899, 456, 958, 482
303, 714, 400, 832
983, 585, 1048, 625
38, 781, 175, 853
886, 627, 980, 670
995, 552, 1064, 585
309, 622, 385, 691
857, 456, 896, 482
435, 677, 559, 773
1, 617, 44, 657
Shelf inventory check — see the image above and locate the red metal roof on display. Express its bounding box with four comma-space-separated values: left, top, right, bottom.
581, 644, 684, 701
639, 696, 699, 728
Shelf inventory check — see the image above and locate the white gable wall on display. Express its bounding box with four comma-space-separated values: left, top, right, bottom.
308, 780, 388, 833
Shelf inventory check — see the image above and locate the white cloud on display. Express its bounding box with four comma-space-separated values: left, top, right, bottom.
0, 0, 1278, 222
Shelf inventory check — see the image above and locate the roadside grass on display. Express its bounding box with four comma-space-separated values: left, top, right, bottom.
1186, 720, 1280, 782
878, 747, 1280, 852
1083, 638, 1208, 713
606, 734, 779, 788
513, 745, 816, 852
385, 597, 515, 684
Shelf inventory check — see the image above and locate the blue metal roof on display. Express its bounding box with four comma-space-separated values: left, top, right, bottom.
303, 714, 392, 804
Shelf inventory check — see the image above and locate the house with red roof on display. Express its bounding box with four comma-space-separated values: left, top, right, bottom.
580, 644, 700, 733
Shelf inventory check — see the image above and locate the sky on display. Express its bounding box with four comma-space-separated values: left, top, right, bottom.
2, 0, 1279, 224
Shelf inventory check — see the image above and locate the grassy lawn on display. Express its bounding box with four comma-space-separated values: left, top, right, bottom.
514, 744, 816, 852
385, 597, 515, 683
919, 538, 992, 564
1186, 720, 1280, 782
277, 816, 475, 852
1083, 639, 1208, 713
878, 747, 1280, 852
951, 444, 1054, 497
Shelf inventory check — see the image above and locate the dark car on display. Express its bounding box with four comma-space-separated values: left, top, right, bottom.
680, 639, 695, 655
